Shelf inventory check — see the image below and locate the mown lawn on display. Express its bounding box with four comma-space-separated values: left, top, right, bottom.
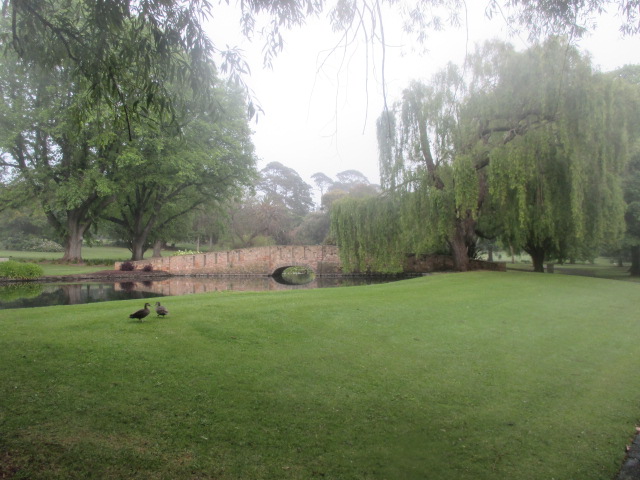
0, 246, 133, 262
0, 247, 157, 276
1, 271, 639, 479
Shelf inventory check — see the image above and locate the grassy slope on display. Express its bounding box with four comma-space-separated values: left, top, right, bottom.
1, 271, 639, 479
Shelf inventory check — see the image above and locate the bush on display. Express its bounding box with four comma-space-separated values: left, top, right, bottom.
0, 261, 44, 280
1, 234, 64, 252
119, 261, 136, 271
142, 264, 154, 272
174, 250, 200, 256
24, 238, 64, 252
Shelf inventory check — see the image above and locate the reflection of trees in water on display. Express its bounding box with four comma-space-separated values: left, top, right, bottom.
0, 282, 163, 309
1, 276, 407, 309
0, 283, 44, 302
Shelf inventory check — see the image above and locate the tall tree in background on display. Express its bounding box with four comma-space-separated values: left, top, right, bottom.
311, 172, 334, 203
256, 162, 314, 220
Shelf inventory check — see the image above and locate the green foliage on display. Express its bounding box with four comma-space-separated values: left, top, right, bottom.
0, 260, 44, 280
257, 162, 314, 219
292, 211, 331, 245
1, 234, 64, 253
368, 38, 638, 271
102, 80, 257, 260
483, 39, 635, 264
331, 196, 405, 273
174, 250, 201, 256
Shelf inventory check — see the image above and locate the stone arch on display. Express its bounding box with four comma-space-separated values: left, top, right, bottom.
271, 264, 315, 278
269, 262, 316, 285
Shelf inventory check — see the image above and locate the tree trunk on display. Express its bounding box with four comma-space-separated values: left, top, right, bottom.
152, 240, 163, 258
526, 246, 546, 273
131, 237, 146, 261
449, 217, 475, 272
630, 245, 640, 276
61, 212, 88, 262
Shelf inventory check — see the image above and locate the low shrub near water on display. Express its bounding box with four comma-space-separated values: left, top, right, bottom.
119, 261, 136, 271
0, 260, 44, 280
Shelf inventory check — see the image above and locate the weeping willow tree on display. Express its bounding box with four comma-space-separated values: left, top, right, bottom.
335, 60, 489, 272
480, 39, 637, 271
332, 38, 637, 273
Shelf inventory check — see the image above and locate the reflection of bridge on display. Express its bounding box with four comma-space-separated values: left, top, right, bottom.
115, 245, 343, 277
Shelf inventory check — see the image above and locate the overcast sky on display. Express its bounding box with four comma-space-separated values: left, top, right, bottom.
207, 3, 640, 202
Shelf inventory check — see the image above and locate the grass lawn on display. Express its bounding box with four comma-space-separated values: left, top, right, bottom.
1, 271, 639, 479
0, 246, 133, 262
0, 247, 164, 276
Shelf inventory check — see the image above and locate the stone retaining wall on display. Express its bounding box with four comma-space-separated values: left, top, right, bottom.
115, 247, 506, 276
115, 245, 342, 276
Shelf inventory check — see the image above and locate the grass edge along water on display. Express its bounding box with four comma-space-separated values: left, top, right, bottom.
0, 271, 639, 479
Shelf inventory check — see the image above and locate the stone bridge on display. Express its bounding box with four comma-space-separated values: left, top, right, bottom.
115, 245, 343, 277
115, 246, 506, 276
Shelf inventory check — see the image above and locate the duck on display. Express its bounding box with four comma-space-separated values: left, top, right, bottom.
129, 302, 151, 322
155, 301, 169, 318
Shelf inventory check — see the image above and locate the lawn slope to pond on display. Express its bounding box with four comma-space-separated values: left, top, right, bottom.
1, 271, 639, 480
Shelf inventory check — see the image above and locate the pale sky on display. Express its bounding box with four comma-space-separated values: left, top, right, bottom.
207, 3, 640, 203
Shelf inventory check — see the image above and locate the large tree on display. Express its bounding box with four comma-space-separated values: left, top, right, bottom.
256, 161, 314, 220
479, 41, 638, 271
0, 48, 125, 261
333, 38, 636, 273
102, 82, 256, 260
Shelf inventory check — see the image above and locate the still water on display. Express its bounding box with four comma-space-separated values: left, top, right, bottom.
0, 275, 405, 310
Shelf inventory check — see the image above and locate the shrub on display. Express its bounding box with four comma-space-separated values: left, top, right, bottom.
24, 238, 64, 252
1, 234, 64, 252
119, 261, 136, 271
0, 260, 44, 280
142, 264, 154, 272
175, 250, 200, 256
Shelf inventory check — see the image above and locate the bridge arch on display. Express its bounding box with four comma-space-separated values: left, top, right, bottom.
271, 264, 315, 277
271, 264, 316, 285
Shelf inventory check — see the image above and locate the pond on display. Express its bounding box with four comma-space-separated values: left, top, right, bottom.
0, 275, 409, 310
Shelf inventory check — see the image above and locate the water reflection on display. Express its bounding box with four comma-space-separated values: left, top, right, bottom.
0, 282, 164, 310
0, 275, 405, 310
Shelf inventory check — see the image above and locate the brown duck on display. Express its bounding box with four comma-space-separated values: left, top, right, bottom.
155, 302, 169, 318
129, 303, 151, 322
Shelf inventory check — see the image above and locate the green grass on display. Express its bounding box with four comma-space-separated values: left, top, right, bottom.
1, 271, 639, 479
36, 263, 113, 276
0, 246, 167, 276
506, 257, 640, 283
0, 246, 133, 262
